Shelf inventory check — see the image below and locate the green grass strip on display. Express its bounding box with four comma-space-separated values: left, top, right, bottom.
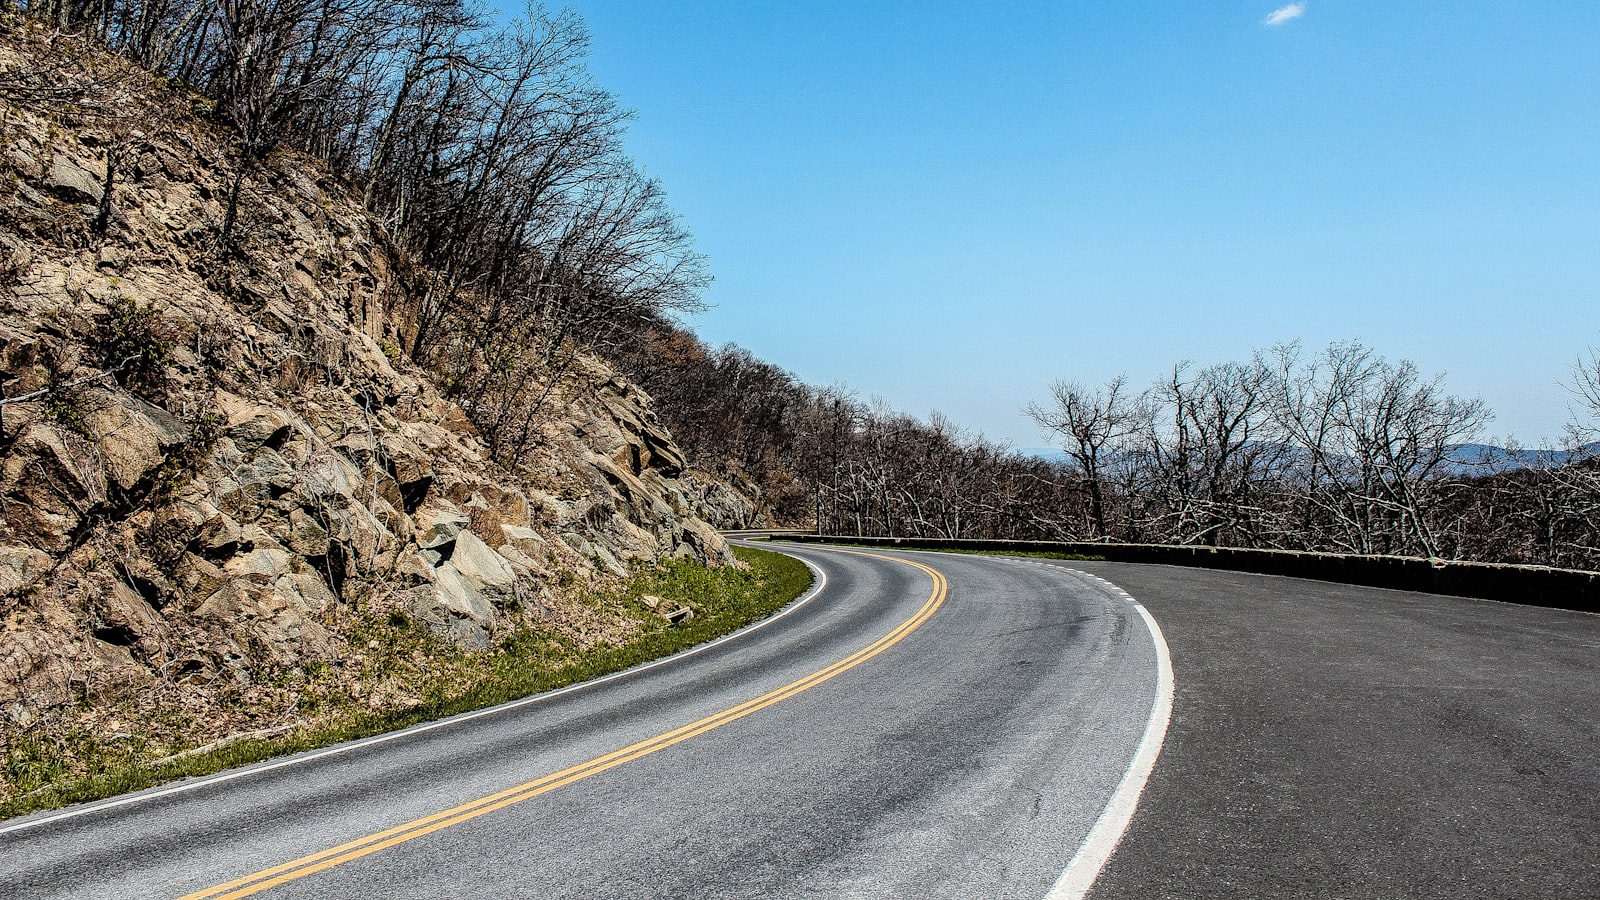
0, 545, 812, 822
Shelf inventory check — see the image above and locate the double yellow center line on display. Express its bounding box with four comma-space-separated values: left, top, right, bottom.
182, 549, 948, 899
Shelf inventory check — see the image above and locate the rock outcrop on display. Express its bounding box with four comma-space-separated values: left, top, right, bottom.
0, 18, 732, 741
682, 472, 764, 530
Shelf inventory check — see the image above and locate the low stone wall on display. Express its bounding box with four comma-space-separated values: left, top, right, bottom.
778, 535, 1600, 614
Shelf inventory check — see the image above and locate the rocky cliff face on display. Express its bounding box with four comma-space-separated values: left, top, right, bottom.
0, 20, 730, 740
680, 472, 763, 530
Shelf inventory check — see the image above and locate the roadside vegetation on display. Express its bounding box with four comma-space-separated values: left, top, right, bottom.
786, 540, 1105, 563
6, 0, 704, 469
0, 545, 810, 821
619, 326, 1600, 571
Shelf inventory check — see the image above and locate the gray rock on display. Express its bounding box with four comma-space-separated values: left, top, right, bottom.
448, 531, 516, 592
47, 155, 103, 204
500, 524, 546, 548
301, 450, 360, 500
0, 546, 52, 596
7, 147, 41, 179
194, 514, 247, 559
592, 544, 629, 578
394, 550, 435, 584
216, 449, 298, 519
430, 563, 495, 622
102, 580, 164, 636
172, 552, 228, 601
275, 571, 336, 613
2, 423, 105, 552
443, 617, 490, 650
417, 522, 460, 553
216, 394, 293, 453
496, 544, 546, 577
560, 532, 594, 558
84, 397, 188, 491
414, 502, 469, 535
224, 546, 294, 581
284, 508, 329, 557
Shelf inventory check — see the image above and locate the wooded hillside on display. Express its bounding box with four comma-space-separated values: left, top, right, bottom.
617, 320, 1600, 571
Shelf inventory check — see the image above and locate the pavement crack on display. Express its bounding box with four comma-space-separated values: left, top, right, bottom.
1014, 782, 1045, 820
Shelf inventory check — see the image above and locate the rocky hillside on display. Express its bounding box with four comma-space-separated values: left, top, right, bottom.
0, 18, 738, 759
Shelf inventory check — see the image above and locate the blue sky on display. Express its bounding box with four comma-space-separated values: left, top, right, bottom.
562, 1, 1600, 447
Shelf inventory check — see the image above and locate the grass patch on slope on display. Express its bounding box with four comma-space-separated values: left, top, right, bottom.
0, 545, 811, 822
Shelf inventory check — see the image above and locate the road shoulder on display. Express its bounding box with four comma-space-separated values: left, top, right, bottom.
1060, 561, 1600, 900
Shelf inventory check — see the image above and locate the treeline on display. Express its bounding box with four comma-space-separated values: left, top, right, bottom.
22, 0, 1600, 570
19, 0, 705, 465
1027, 341, 1600, 567
612, 322, 1079, 540
618, 323, 1600, 570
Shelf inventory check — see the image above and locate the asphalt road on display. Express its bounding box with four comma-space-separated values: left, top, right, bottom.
0, 545, 1166, 899
1055, 559, 1600, 900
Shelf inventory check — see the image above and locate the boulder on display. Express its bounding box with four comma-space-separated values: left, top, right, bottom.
97, 580, 164, 644
525, 490, 576, 527
641, 429, 686, 477
284, 508, 330, 558
216, 447, 297, 517
427, 564, 495, 624
46, 155, 102, 204
215, 393, 293, 453
393, 549, 436, 585
84, 397, 188, 491
499, 524, 547, 561
415, 501, 468, 552
224, 545, 294, 582
275, 571, 337, 613
301, 449, 360, 501
592, 544, 628, 579
0, 423, 103, 552
172, 552, 229, 603
0, 546, 52, 596
193, 513, 247, 559
495, 544, 546, 578
388, 447, 434, 513
448, 531, 516, 593
7, 146, 41, 179
193, 579, 255, 621
319, 499, 395, 562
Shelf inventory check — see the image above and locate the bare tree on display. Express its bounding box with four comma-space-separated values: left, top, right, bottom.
1568, 345, 1600, 447
1027, 376, 1143, 540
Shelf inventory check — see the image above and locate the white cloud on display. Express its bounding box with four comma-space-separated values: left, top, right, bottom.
1265, 3, 1306, 25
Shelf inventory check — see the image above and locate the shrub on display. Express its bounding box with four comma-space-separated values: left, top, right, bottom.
90, 294, 174, 397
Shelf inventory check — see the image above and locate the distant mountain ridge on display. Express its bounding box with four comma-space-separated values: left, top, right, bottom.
1020, 443, 1600, 475
1439, 443, 1600, 473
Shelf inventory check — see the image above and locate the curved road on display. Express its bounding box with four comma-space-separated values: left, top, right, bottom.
5, 544, 1595, 898
0, 545, 1168, 899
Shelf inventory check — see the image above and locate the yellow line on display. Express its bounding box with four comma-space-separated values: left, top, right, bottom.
181, 549, 948, 900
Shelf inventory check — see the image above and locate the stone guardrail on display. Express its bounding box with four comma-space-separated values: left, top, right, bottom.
774, 535, 1600, 614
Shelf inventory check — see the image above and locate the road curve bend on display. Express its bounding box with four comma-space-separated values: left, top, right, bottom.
1053, 558, 1600, 900
0, 545, 1169, 899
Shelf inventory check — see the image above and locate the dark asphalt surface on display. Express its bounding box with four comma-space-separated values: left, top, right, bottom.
1058, 560, 1600, 900
0, 545, 1162, 899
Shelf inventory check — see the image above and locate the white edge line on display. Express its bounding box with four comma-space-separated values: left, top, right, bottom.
776, 541, 1175, 897
1046, 570, 1175, 900
0, 546, 829, 837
